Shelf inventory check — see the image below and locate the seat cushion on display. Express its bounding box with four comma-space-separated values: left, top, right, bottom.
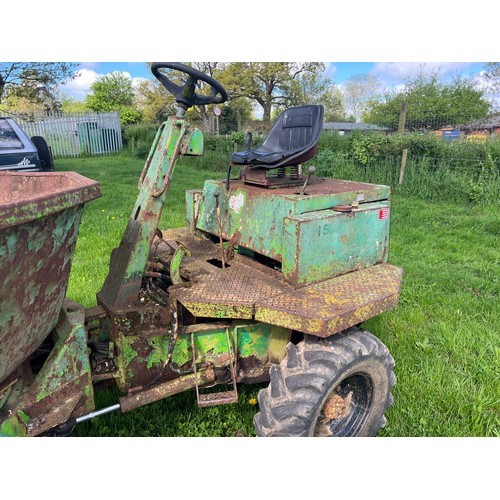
232, 105, 323, 167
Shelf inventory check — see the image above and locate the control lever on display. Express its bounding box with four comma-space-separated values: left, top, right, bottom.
299, 165, 316, 196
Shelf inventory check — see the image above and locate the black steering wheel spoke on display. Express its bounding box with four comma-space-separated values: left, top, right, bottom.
151, 62, 228, 109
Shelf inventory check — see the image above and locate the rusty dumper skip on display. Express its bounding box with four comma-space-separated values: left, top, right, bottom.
0, 63, 402, 437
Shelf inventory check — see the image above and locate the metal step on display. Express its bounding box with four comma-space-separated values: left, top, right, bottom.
191, 328, 238, 407
197, 390, 238, 407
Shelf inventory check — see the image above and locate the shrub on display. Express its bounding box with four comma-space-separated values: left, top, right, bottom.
122, 124, 159, 148
204, 135, 230, 152
229, 131, 246, 148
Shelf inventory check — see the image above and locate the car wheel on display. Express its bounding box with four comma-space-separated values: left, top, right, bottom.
31, 136, 54, 171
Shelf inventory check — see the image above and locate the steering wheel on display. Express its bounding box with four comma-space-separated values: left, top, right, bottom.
151, 62, 228, 109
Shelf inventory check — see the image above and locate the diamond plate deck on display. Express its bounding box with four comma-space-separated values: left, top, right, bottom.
254, 264, 402, 336
159, 228, 293, 319
158, 229, 402, 336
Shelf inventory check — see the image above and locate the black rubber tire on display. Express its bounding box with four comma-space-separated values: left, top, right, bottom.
39, 419, 75, 437
31, 136, 54, 171
254, 328, 396, 437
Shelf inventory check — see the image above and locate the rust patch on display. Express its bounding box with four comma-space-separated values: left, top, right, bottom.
314, 390, 353, 436
0, 173, 100, 384
225, 177, 388, 198
254, 264, 403, 336
323, 391, 352, 421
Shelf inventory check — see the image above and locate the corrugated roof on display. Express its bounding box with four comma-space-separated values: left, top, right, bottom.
460, 115, 500, 130
323, 122, 389, 131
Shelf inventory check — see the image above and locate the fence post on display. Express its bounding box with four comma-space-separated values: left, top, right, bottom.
399, 149, 408, 185
398, 99, 408, 185
398, 99, 407, 133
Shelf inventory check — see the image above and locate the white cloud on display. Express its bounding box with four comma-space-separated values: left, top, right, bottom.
60, 68, 101, 100
60, 69, 148, 101
324, 63, 337, 80
473, 71, 500, 110
372, 62, 472, 87
131, 76, 148, 88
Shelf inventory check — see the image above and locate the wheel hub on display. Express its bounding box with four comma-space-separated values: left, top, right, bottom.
314, 373, 373, 437
315, 389, 353, 436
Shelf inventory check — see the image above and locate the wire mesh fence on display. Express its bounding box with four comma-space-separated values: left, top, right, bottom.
306, 151, 500, 205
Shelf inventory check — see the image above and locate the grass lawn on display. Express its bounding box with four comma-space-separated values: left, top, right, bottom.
55, 154, 499, 437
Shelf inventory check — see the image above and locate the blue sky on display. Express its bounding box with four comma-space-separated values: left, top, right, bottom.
61, 61, 492, 102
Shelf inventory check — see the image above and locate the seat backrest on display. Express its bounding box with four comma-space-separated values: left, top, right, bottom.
262, 105, 324, 154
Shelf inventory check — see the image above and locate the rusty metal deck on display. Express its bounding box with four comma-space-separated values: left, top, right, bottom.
158, 229, 402, 336
158, 228, 292, 319
254, 264, 402, 336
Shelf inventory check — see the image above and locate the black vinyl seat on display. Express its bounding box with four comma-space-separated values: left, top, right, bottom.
232, 105, 324, 169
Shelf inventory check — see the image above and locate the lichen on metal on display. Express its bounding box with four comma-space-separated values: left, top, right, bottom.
254, 264, 403, 336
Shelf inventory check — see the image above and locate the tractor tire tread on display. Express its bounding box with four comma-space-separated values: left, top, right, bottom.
254, 327, 396, 437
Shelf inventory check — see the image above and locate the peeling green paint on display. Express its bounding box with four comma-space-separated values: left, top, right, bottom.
33, 304, 93, 403
194, 179, 390, 263
146, 336, 170, 369
282, 201, 391, 287
0, 413, 28, 437
121, 342, 139, 368
0, 178, 98, 385
98, 117, 204, 308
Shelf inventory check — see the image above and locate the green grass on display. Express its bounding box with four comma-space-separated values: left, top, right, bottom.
55, 154, 499, 437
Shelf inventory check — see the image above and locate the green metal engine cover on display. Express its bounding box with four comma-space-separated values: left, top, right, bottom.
282, 201, 390, 287
188, 176, 391, 287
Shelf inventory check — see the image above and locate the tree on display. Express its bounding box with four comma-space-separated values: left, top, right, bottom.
292, 72, 347, 122
363, 71, 492, 130
60, 94, 89, 113
1, 94, 47, 114
219, 97, 253, 133
216, 62, 325, 122
318, 86, 347, 122
134, 79, 176, 123
484, 62, 500, 92
190, 62, 224, 132
85, 71, 135, 111
85, 71, 141, 124
0, 62, 78, 110
342, 72, 381, 123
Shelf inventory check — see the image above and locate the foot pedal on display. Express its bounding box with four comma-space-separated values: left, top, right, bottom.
191, 328, 238, 408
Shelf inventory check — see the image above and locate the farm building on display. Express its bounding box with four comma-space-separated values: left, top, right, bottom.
460, 115, 500, 136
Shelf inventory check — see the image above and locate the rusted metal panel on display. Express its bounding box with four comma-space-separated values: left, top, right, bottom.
169, 255, 291, 319
194, 177, 390, 262
155, 228, 401, 338
254, 263, 403, 337
109, 316, 291, 392
0, 172, 100, 384
0, 300, 95, 436
120, 367, 216, 413
155, 227, 291, 319
282, 201, 391, 287
0, 171, 100, 230
97, 118, 203, 309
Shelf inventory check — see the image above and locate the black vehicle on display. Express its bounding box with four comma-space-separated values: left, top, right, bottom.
0, 116, 54, 172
